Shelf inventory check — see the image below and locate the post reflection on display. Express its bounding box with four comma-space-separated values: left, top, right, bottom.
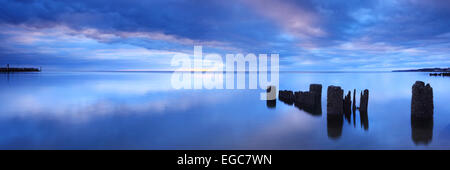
327, 114, 344, 139
411, 116, 433, 145
293, 102, 322, 116
266, 100, 276, 108
360, 110, 369, 130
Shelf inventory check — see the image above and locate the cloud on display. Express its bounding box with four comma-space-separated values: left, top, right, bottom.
0, 0, 449, 70
245, 0, 325, 39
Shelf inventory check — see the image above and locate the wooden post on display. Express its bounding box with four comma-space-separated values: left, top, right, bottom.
352, 89, 356, 112
327, 86, 343, 115
411, 81, 433, 118
266, 86, 276, 108
359, 89, 369, 113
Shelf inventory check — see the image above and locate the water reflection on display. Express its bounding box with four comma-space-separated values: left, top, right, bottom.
293, 102, 321, 116
360, 110, 369, 131
326, 107, 370, 139
327, 115, 343, 139
411, 116, 433, 145
344, 112, 351, 124
266, 100, 276, 108
1, 72, 450, 149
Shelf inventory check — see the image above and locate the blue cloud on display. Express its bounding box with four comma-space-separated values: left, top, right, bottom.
0, 0, 449, 70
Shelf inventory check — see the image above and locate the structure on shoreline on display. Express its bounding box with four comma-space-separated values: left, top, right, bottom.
429, 72, 450, 77
0, 64, 41, 72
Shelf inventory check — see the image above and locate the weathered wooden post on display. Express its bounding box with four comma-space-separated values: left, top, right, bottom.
294, 91, 314, 107
410, 81, 433, 145
309, 84, 322, 104
278, 90, 295, 105
359, 89, 369, 113
327, 86, 343, 115
352, 89, 356, 113
358, 89, 369, 130
326, 85, 344, 137
281, 84, 322, 115
344, 91, 352, 114
411, 81, 433, 118
309, 84, 322, 115
343, 91, 352, 123
266, 86, 276, 108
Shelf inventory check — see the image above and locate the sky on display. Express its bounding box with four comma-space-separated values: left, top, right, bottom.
0, 0, 449, 71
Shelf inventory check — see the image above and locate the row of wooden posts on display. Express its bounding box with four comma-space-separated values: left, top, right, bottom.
269, 81, 433, 118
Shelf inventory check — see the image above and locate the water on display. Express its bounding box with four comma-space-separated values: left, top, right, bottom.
0, 71, 450, 149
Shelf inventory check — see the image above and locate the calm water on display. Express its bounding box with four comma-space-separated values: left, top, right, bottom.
1, 71, 450, 150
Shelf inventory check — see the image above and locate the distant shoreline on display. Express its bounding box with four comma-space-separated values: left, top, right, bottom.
392, 67, 450, 72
